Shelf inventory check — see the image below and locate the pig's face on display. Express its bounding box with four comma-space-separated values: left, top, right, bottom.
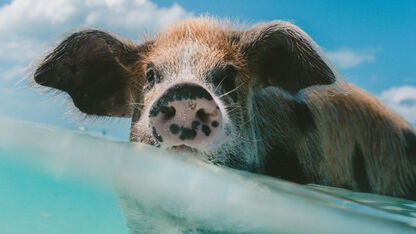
130, 23, 252, 166
34, 18, 336, 169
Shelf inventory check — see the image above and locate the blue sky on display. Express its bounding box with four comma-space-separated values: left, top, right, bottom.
0, 0, 415, 139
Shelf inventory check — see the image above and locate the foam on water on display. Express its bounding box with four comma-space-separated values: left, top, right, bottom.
0, 116, 415, 233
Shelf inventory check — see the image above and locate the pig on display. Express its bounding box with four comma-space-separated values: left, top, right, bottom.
34, 17, 416, 201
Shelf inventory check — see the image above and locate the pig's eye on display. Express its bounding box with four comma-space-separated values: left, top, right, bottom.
212, 65, 237, 93
145, 68, 158, 88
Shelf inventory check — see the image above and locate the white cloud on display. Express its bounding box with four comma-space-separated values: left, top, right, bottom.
0, 65, 26, 82
0, 0, 192, 79
326, 48, 376, 69
0, 0, 191, 38
379, 86, 416, 125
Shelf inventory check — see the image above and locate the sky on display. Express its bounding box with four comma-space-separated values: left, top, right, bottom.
0, 0, 415, 140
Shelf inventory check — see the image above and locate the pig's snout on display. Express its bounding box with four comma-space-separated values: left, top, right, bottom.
149, 83, 222, 149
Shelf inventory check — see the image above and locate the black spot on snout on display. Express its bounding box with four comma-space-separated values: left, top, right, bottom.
403, 129, 416, 163
169, 124, 180, 135
152, 127, 163, 143
352, 143, 371, 192
149, 84, 213, 117
211, 121, 219, 128
179, 128, 197, 140
202, 125, 211, 136
192, 121, 200, 129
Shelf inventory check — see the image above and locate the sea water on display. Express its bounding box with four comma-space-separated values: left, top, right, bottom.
0, 116, 415, 233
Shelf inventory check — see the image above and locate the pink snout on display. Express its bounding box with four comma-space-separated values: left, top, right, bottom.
149, 83, 222, 149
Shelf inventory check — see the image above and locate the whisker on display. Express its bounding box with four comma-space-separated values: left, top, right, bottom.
232, 134, 263, 144
226, 123, 263, 144
213, 76, 227, 93
219, 83, 243, 98
241, 112, 256, 127
128, 102, 145, 106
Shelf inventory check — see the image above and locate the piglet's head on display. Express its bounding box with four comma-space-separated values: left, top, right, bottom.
34, 18, 336, 168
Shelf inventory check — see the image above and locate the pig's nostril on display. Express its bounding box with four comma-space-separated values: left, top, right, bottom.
196, 109, 209, 122
169, 124, 180, 135
160, 106, 176, 120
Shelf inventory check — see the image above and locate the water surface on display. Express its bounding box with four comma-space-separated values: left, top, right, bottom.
0, 116, 415, 233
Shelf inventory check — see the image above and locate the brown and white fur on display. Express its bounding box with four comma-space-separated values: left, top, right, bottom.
34, 17, 416, 202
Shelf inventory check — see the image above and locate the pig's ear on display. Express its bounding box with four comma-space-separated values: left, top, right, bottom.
34, 30, 149, 117
240, 21, 336, 94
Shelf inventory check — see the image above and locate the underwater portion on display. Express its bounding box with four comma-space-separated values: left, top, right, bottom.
0, 116, 415, 233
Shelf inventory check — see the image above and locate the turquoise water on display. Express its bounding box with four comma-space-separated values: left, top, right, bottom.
0, 116, 415, 233
0, 154, 128, 234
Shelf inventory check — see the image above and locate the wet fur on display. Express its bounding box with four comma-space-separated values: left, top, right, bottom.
253, 84, 416, 200
34, 17, 416, 202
